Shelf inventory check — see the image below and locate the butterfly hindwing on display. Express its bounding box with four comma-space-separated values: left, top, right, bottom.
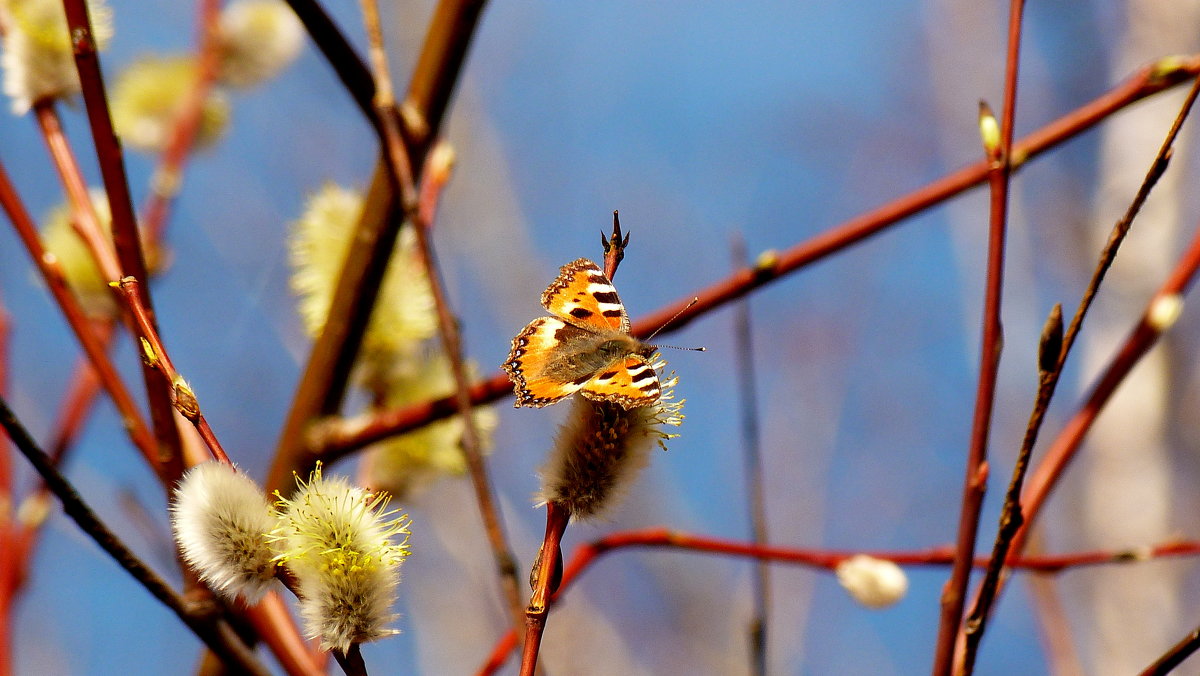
541, 258, 629, 333
503, 317, 591, 407
579, 355, 661, 409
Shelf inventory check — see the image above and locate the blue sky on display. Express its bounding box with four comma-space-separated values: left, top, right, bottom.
3, 1, 1197, 674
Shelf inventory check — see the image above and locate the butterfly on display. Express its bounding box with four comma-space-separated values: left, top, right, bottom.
503, 258, 660, 409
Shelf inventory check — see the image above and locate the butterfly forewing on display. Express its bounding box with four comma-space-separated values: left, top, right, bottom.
503, 317, 593, 407
541, 258, 630, 333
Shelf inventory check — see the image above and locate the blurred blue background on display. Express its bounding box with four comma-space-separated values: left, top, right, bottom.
3, 1, 1200, 674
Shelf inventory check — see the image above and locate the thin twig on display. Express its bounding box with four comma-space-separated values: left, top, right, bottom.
963, 69, 1200, 668
942, 12, 1027, 675
475, 529, 1200, 676
267, 0, 489, 495
61, 0, 185, 486
1015, 218, 1200, 558
1025, 535, 1085, 676
114, 277, 231, 465
731, 233, 770, 676
139, 0, 223, 243
0, 159, 160, 473
1138, 623, 1200, 676
357, 0, 524, 638
0, 304, 12, 675
0, 305, 9, 493
360, 0, 519, 626
0, 396, 270, 676
32, 103, 122, 289
935, 2, 1025, 670
310, 54, 1200, 464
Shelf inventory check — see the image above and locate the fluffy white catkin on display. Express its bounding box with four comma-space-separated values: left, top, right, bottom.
835, 554, 908, 608
538, 362, 684, 520
274, 466, 410, 652
171, 462, 280, 603
1, 0, 113, 113
216, 0, 304, 88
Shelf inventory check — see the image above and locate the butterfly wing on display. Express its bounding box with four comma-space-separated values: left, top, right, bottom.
503, 317, 592, 407
579, 354, 661, 409
506, 258, 657, 409
541, 258, 630, 333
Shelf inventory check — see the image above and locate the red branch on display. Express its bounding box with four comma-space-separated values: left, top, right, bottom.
61, 0, 186, 487
312, 55, 1200, 465
114, 277, 231, 465
0, 160, 160, 472
475, 529, 1200, 676
935, 3, 1025, 672
1014, 220, 1200, 556
139, 0, 223, 243
518, 502, 570, 676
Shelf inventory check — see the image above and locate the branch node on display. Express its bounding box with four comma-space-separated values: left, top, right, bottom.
172, 376, 201, 421
139, 337, 159, 368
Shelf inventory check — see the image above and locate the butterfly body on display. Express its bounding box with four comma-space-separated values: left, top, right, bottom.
504, 259, 660, 409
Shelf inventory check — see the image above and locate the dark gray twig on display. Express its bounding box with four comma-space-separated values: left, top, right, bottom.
0, 397, 269, 676
732, 234, 770, 676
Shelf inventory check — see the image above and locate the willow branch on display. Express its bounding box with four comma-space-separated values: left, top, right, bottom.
0, 306, 9, 491
1138, 623, 1200, 676
519, 502, 569, 676
61, 0, 185, 486
934, 4, 1025, 672
139, 0, 223, 243
268, 0, 490, 496
0, 396, 269, 676
476, 529, 1200, 676
115, 277, 231, 465
963, 69, 1200, 670
731, 234, 770, 676
357, 0, 523, 638
1013, 218, 1200, 557
0, 159, 160, 473
282, 0, 376, 121
0, 306, 12, 676
311, 54, 1200, 465
332, 644, 368, 676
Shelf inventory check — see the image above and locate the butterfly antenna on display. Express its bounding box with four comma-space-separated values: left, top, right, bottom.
652, 343, 706, 352
644, 298, 705, 350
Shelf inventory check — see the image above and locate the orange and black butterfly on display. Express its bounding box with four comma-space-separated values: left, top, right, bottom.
503, 258, 660, 409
